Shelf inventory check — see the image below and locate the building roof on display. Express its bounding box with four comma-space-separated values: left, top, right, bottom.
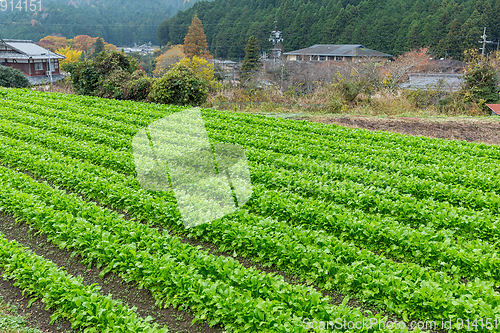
0, 39, 65, 60
211, 59, 237, 65
284, 44, 392, 58
486, 104, 500, 115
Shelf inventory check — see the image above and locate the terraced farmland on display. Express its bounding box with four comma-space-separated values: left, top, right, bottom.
0, 87, 500, 332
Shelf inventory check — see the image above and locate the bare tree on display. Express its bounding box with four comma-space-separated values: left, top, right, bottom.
385, 47, 431, 85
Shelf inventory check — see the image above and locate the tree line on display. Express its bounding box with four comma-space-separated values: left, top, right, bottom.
0, 0, 204, 45
157, 0, 500, 60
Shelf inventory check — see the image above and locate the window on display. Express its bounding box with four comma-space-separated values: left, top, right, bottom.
34, 62, 43, 71
53, 61, 58, 69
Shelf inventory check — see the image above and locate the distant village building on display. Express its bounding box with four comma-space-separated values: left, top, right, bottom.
0, 38, 65, 85
284, 44, 392, 61
121, 43, 156, 55
210, 59, 238, 71
400, 73, 463, 92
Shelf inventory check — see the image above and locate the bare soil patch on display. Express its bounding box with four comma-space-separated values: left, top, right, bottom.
309, 115, 500, 146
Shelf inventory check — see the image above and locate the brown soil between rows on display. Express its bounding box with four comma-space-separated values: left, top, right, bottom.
309, 116, 500, 146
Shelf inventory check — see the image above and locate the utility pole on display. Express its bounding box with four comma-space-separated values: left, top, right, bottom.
43, 51, 53, 84
280, 64, 284, 92
269, 22, 283, 66
479, 27, 494, 60
480, 27, 487, 58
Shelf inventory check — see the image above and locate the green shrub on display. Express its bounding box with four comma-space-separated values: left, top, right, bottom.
0, 66, 30, 88
64, 51, 138, 97
405, 88, 447, 108
148, 64, 208, 106
97, 69, 131, 99
460, 52, 500, 111
127, 70, 153, 102
339, 81, 363, 103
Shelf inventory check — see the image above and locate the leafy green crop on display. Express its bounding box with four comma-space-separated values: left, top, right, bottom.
0, 233, 168, 333
1, 87, 500, 332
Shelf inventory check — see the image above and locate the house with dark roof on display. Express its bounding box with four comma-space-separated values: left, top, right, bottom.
284, 44, 392, 61
0, 38, 65, 85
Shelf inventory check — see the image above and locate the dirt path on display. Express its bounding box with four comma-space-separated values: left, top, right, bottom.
309, 115, 500, 146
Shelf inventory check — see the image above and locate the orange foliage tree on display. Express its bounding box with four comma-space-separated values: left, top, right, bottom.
37, 36, 71, 52
73, 35, 95, 53
385, 47, 431, 85
183, 15, 212, 59
154, 44, 185, 76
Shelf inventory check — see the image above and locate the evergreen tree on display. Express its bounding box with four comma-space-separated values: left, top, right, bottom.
92, 37, 105, 57
241, 36, 261, 80
183, 15, 211, 59
407, 23, 422, 50
491, 0, 500, 35
156, 20, 170, 46
461, 10, 482, 51
461, 53, 500, 110
435, 10, 450, 41
157, 0, 499, 61
438, 19, 462, 59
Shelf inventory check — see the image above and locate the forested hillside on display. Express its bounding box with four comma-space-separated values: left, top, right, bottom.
0, 0, 206, 45
158, 0, 499, 60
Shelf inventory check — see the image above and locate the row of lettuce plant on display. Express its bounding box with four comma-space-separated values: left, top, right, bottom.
0, 232, 168, 332
1, 113, 499, 232
6, 88, 499, 162
13, 99, 500, 196
206, 124, 500, 193
2, 123, 498, 251
5, 97, 500, 192
3, 114, 498, 216
2, 97, 499, 193
0, 166, 391, 333
0, 106, 131, 150
200, 106, 500, 161
250, 162, 500, 244
1, 138, 499, 328
1, 132, 500, 280
247, 185, 500, 282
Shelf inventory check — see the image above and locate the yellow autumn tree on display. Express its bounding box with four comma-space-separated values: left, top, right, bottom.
153, 45, 185, 76
57, 46, 83, 66
178, 55, 214, 84
104, 42, 117, 52
183, 15, 212, 59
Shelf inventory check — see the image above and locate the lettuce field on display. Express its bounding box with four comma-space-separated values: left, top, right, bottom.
0, 87, 500, 332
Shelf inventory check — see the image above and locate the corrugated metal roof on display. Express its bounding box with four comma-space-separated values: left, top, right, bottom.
0, 40, 64, 59
284, 44, 392, 57
0, 51, 31, 59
